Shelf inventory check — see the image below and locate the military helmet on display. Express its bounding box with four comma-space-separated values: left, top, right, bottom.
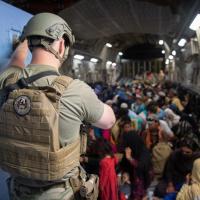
21, 13, 75, 46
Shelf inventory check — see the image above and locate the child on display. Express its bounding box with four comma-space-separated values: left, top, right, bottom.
119, 171, 132, 199
99, 139, 119, 200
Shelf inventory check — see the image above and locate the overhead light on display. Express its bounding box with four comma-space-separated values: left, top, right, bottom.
106, 61, 112, 65
161, 50, 165, 54
165, 59, 169, 65
112, 62, 116, 67
106, 43, 112, 48
90, 58, 98, 63
74, 54, 84, 60
159, 40, 164, 45
169, 55, 173, 60
118, 52, 123, 56
172, 50, 176, 56
178, 38, 186, 47
189, 14, 200, 31
181, 48, 186, 52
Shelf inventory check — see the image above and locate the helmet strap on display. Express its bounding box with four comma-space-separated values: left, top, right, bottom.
40, 40, 65, 63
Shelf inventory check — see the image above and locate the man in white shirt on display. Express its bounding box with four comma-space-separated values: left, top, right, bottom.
164, 108, 180, 128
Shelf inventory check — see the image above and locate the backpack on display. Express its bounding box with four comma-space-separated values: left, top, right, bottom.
0, 71, 81, 181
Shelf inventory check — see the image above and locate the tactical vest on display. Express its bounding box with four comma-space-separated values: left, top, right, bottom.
0, 71, 81, 181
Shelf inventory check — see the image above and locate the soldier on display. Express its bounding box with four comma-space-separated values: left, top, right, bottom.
0, 13, 116, 199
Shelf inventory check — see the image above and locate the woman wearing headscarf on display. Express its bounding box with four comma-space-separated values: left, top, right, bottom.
162, 138, 200, 191
110, 106, 130, 152
176, 158, 200, 200
120, 131, 152, 199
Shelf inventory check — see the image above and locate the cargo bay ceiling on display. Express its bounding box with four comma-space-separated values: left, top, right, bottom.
4, 0, 200, 59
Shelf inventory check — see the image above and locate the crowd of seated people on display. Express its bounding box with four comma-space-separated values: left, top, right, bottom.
81, 80, 200, 200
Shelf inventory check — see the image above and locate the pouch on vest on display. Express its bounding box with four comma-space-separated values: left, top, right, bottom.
0, 71, 81, 181
70, 172, 99, 200
79, 174, 99, 200
80, 123, 90, 155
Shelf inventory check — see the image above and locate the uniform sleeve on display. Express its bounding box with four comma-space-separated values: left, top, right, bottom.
0, 66, 22, 89
61, 79, 104, 124
80, 81, 104, 123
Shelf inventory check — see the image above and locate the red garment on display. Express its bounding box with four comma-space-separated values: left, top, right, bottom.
119, 192, 126, 200
99, 156, 118, 200
102, 129, 111, 141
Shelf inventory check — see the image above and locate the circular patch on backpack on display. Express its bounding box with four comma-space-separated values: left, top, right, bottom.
13, 95, 31, 116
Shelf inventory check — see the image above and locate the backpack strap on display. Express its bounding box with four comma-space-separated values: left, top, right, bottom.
5, 71, 59, 92
51, 75, 73, 96
0, 71, 60, 109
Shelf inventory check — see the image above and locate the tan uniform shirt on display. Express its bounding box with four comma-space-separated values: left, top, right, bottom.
0, 65, 104, 146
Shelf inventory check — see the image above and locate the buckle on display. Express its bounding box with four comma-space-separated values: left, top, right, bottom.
17, 78, 28, 88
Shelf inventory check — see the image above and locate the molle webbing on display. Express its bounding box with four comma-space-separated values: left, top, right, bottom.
0, 73, 80, 181
0, 138, 80, 181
